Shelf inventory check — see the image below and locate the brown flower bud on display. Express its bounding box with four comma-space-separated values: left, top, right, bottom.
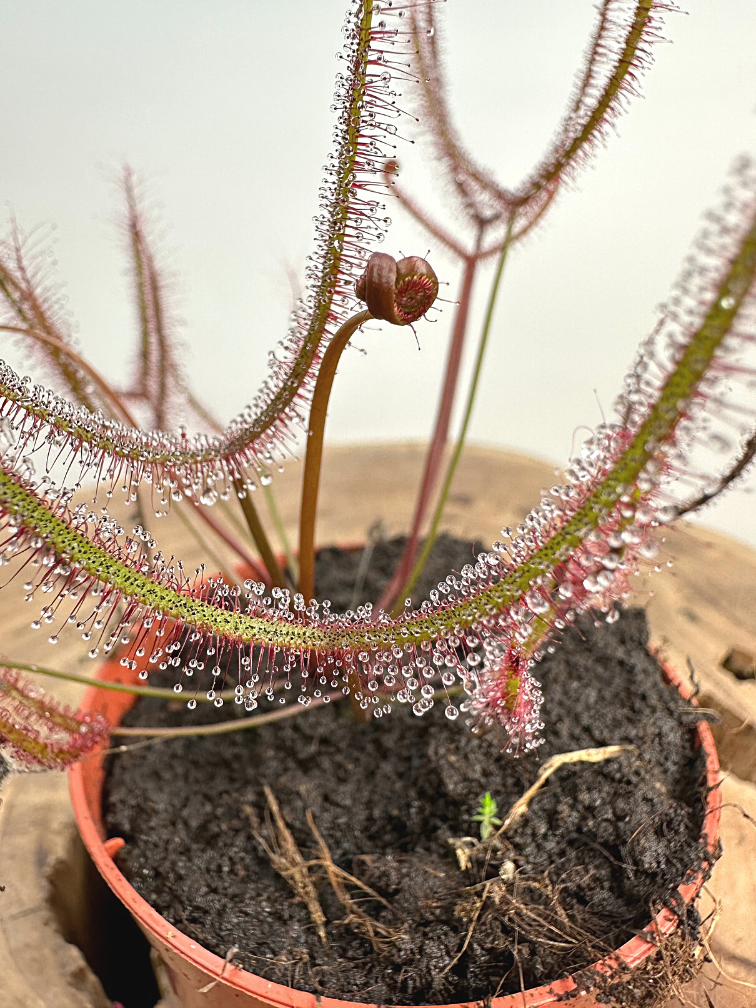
355, 252, 438, 325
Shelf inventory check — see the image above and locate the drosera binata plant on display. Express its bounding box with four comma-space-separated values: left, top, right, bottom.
0, 0, 755, 769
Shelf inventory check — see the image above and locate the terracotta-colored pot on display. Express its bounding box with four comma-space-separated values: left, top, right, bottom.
70, 656, 721, 1008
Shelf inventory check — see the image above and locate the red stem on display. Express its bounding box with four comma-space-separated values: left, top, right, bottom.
378, 234, 483, 612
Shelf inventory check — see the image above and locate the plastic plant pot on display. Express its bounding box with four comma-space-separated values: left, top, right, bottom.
70, 655, 721, 1008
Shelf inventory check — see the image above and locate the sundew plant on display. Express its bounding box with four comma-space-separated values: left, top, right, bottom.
1, 0, 756, 768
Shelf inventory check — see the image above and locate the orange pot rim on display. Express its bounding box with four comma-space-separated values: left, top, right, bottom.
69, 653, 721, 1008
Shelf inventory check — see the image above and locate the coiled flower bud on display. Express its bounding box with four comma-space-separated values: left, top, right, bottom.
356, 252, 438, 325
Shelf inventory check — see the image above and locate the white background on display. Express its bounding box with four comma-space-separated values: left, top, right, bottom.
1, 1, 755, 544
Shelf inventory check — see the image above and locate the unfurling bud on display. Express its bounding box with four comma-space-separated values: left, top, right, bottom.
356, 252, 438, 325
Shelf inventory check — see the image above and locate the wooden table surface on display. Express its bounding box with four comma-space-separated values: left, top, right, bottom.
1, 443, 754, 1006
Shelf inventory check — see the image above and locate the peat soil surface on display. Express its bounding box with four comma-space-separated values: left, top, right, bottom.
105, 536, 711, 1004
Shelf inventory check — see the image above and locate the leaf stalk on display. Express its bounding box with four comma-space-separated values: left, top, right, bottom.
391, 216, 517, 613
298, 309, 372, 602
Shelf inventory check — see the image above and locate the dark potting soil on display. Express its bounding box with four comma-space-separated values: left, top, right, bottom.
104, 536, 713, 1005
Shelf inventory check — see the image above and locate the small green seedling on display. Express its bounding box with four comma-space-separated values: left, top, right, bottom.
472, 792, 503, 841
